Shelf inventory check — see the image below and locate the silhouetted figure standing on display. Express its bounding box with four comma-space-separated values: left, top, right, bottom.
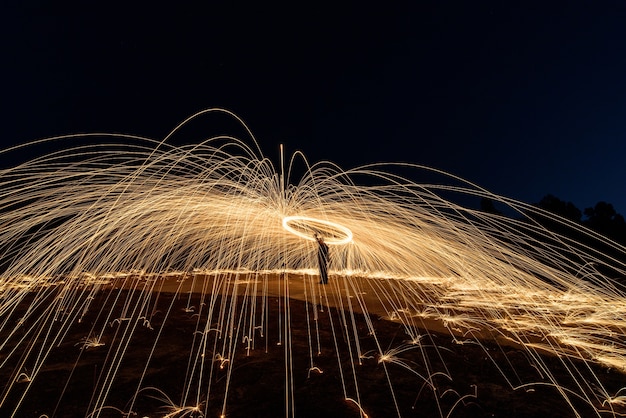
316, 234, 329, 284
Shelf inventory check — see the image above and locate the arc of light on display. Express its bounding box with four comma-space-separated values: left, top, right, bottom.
282, 216, 353, 245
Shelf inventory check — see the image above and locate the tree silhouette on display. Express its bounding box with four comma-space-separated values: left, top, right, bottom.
583, 201, 626, 243
479, 197, 502, 215
523, 195, 583, 245
536, 194, 582, 223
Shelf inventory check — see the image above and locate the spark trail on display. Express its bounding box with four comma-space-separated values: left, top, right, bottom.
0, 109, 626, 417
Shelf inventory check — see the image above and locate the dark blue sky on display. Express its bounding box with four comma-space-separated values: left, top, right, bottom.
2, 2, 626, 214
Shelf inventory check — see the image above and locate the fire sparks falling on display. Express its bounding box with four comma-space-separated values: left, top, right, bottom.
1, 109, 626, 417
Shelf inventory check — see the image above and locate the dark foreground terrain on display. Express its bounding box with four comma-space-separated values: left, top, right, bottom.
1, 289, 625, 418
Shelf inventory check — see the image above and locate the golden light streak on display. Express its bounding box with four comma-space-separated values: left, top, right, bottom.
0, 109, 625, 417
281, 215, 353, 245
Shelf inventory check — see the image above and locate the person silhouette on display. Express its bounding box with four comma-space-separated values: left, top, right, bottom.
315, 234, 329, 284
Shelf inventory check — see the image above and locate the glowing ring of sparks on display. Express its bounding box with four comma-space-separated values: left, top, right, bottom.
282, 216, 353, 245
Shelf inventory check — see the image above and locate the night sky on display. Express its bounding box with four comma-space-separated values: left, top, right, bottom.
2, 2, 626, 214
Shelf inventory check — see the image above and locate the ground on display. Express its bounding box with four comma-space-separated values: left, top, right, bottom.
1, 287, 625, 418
